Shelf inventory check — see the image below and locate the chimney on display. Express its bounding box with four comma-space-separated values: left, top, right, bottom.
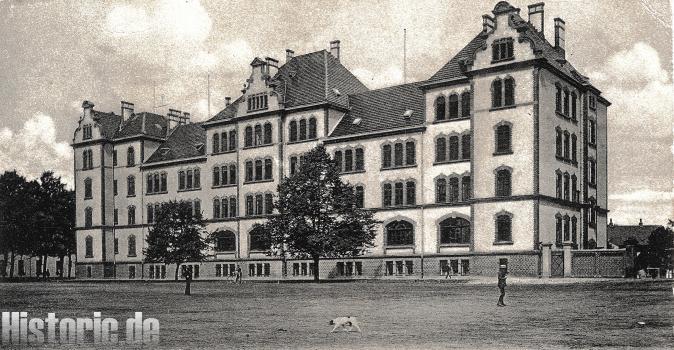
330, 40, 340, 60
225, 97, 232, 107
286, 49, 294, 62
482, 15, 495, 34
82, 100, 94, 119
609, 218, 613, 227
528, 3, 544, 36
167, 109, 183, 131
639, 218, 643, 226
554, 18, 566, 58
265, 57, 279, 76
182, 112, 190, 124
121, 101, 134, 121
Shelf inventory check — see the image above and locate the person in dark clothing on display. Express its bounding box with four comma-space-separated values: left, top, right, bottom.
235, 265, 242, 284
497, 265, 507, 306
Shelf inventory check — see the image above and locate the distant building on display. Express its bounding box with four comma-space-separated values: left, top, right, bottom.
607, 219, 662, 248
71, 1, 609, 279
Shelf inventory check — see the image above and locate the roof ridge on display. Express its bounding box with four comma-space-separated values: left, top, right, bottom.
348, 81, 423, 96
323, 50, 329, 101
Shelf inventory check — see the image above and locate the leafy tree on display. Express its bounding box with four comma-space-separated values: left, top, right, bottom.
255, 145, 378, 282
645, 223, 674, 269
144, 201, 209, 285
0, 171, 36, 278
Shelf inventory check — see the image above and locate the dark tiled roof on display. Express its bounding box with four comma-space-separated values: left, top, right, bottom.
427, 12, 589, 86
115, 112, 168, 139
208, 96, 244, 123
324, 52, 369, 107
607, 225, 662, 247
91, 111, 122, 139
330, 82, 425, 138
145, 123, 206, 164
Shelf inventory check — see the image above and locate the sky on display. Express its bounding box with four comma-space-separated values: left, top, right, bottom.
0, 0, 672, 225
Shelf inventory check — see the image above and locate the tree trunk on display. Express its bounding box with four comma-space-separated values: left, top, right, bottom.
67, 254, 72, 278
174, 263, 180, 281
42, 255, 48, 280
312, 255, 320, 282
184, 279, 191, 295
2, 251, 7, 277
9, 251, 15, 278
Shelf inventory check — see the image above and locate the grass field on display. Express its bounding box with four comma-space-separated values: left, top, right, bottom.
0, 279, 672, 349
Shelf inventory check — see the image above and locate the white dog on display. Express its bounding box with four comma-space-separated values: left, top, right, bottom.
329, 316, 361, 333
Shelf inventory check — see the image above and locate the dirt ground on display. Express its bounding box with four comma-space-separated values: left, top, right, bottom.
0, 279, 671, 349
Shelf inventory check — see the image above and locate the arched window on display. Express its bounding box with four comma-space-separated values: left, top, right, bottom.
571, 92, 577, 119
435, 138, 447, 162
212, 133, 220, 154
264, 159, 272, 180
571, 216, 578, 246
229, 197, 237, 217
214, 230, 236, 252
256, 194, 265, 215
394, 182, 404, 206
462, 176, 472, 200
556, 171, 563, 198
555, 214, 563, 247
249, 227, 268, 251
436, 178, 447, 203
571, 175, 578, 202
449, 136, 459, 160
254, 124, 262, 145
85, 235, 93, 257
213, 198, 221, 218
254, 160, 263, 181
245, 161, 253, 182
84, 207, 93, 228
435, 96, 446, 120
385, 220, 414, 246
213, 167, 220, 187
492, 79, 502, 108
504, 77, 515, 106
461, 134, 471, 160
263, 123, 272, 144
229, 164, 236, 184
439, 217, 470, 244
563, 131, 570, 159
245, 195, 253, 216
563, 89, 570, 115
344, 149, 353, 172
289, 120, 298, 142
495, 124, 511, 153
229, 130, 237, 150
221, 132, 228, 152
308, 118, 317, 139
406, 181, 416, 205
299, 119, 307, 140
153, 173, 160, 193
355, 148, 364, 171
128, 235, 136, 257
383, 183, 392, 207
495, 214, 512, 242
555, 128, 563, 157
334, 151, 343, 171
128, 175, 135, 196
160, 173, 167, 192
448, 94, 459, 118
244, 126, 253, 147
88, 150, 93, 169
461, 91, 471, 117
84, 178, 92, 199
127, 147, 135, 166
571, 134, 577, 162
555, 84, 562, 113
265, 193, 273, 214
448, 177, 459, 202
382, 144, 392, 168
563, 173, 570, 200
394, 143, 403, 166
563, 215, 570, 242
405, 141, 416, 165
355, 186, 365, 208
495, 168, 511, 197
127, 206, 135, 225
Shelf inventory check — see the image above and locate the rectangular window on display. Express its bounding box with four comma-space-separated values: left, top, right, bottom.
186, 170, 193, 189
290, 157, 297, 175
382, 145, 392, 168
246, 162, 253, 182
394, 182, 404, 206
492, 38, 514, 62
112, 150, 117, 166
264, 159, 272, 180
255, 194, 263, 215
405, 260, 414, 275
394, 143, 403, 167
385, 261, 394, 276
246, 196, 254, 216
396, 261, 404, 275
255, 160, 263, 181
355, 262, 362, 276
383, 184, 392, 207
265, 193, 273, 214
229, 165, 236, 184
178, 171, 185, 190
406, 182, 416, 205
355, 148, 364, 171
114, 209, 118, 225
462, 135, 471, 159
405, 141, 415, 165
344, 150, 353, 172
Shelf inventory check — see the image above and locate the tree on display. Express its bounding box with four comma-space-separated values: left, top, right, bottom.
645, 223, 674, 269
255, 145, 378, 282
0, 171, 36, 278
144, 201, 209, 289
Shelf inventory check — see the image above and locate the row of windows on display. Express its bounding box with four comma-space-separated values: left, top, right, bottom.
289, 155, 306, 175
213, 197, 238, 219
555, 128, 578, 163
334, 148, 365, 173
435, 134, 470, 163
491, 77, 515, 109
289, 117, 317, 142
85, 234, 137, 258
244, 123, 273, 148
382, 181, 416, 207
113, 206, 137, 226
382, 141, 415, 169
214, 263, 236, 277
212, 130, 237, 154
244, 159, 273, 182
245, 193, 274, 216
555, 171, 579, 202
178, 168, 201, 190
213, 164, 237, 187
247, 93, 268, 112
555, 214, 578, 247
384, 260, 414, 275
148, 265, 167, 279
82, 149, 94, 170
434, 91, 471, 121
146, 200, 201, 224
435, 176, 471, 203
492, 37, 514, 62
146, 172, 167, 194
381, 215, 510, 247
555, 84, 578, 121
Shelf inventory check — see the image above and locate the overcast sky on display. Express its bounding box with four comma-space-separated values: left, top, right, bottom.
0, 0, 671, 225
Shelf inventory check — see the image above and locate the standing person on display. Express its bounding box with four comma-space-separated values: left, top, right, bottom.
183, 265, 193, 295
235, 265, 242, 284
497, 264, 507, 307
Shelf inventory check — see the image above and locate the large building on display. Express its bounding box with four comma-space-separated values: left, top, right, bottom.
72, 1, 609, 280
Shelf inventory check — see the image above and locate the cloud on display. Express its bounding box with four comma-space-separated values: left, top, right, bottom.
0, 113, 73, 187
589, 42, 669, 86
609, 190, 673, 202
352, 66, 404, 89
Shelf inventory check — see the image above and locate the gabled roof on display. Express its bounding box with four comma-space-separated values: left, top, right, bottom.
145, 123, 206, 164
114, 112, 168, 139
91, 110, 122, 139
330, 82, 425, 138
427, 12, 590, 87
208, 96, 244, 123
607, 224, 662, 247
